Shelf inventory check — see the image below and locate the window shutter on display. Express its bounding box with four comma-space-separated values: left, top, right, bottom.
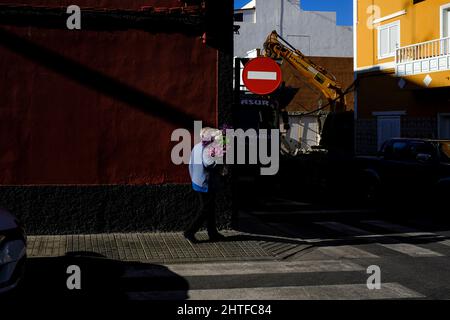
389, 24, 400, 52
380, 27, 389, 57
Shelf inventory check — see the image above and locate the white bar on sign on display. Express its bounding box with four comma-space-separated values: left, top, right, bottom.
247, 71, 277, 80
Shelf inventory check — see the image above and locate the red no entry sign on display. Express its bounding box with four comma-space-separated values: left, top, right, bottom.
242, 57, 282, 95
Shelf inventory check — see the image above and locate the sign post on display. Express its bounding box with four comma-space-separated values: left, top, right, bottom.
242, 57, 282, 95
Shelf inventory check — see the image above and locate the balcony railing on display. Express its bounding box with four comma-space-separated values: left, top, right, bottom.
396, 36, 450, 76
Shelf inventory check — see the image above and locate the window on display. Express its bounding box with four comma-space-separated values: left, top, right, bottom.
234, 13, 243, 22
382, 140, 407, 160
380, 140, 393, 158
378, 21, 400, 59
439, 142, 450, 163
441, 4, 450, 38
408, 142, 436, 161
233, 10, 256, 23
438, 114, 450, 139
391, 141, 409, 160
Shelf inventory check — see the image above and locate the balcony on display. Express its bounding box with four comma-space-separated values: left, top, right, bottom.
396, 36, 450, 76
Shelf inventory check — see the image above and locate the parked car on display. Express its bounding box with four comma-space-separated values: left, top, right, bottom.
0, 208, 26, 294
356, 138, 450, 206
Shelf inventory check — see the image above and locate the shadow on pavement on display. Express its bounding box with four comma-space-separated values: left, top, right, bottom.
234, 200, 450, 250
5, 251, 189, 301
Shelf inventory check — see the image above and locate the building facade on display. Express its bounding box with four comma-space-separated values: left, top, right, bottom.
354, 0, 450, 155
234, 0, 353, 58
0, 0, 234, 234
234, 0, 354, 155
280, 57, 355, 153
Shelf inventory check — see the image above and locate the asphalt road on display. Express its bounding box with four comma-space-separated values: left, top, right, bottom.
234, 197, 450, 300
122, 203, 450, 300
5, 197, 450, 301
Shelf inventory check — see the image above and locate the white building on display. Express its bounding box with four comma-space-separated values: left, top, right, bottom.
234, 0, 354, 154
234, 0, 353, 58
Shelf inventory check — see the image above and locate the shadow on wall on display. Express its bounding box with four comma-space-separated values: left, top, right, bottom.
0, 27, 204, 129
4, 252, 190, 301
356, 70, 450, 155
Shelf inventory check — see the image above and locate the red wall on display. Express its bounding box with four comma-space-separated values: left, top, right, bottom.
0, 1, 218, 185
0, 0, 181, 9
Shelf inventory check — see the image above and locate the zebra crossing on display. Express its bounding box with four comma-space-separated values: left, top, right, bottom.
128, 283, 424, 300
262, 216, 450, 260
123, 218, 450, 300
361, 220, 450, 247
314, 221, 445, 257
124, 260, 425, 300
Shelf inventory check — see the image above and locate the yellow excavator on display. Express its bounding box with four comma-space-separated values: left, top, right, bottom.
263, 30, 347, 113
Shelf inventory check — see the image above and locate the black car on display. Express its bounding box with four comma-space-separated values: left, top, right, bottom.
356, 138, 450, 206
0, 209, 27, 294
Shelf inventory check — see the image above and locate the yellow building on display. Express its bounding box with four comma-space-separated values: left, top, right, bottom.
354, 0, 450, 154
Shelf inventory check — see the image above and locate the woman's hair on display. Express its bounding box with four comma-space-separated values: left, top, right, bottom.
200, 127, 221, 143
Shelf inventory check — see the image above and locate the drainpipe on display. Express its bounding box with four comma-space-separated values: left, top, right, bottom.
280, 0, 284, 37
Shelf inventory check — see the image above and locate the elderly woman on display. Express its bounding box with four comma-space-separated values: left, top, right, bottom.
184, 127, 226, 243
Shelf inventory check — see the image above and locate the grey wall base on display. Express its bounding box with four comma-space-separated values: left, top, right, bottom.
0, 185, 233, 235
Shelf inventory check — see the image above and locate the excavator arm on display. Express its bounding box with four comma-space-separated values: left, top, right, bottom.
263, 30, 347, 112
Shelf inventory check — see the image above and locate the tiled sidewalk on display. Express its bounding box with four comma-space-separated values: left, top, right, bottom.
26, 231, 287, 264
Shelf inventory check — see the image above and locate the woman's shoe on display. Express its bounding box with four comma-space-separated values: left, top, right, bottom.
208, 232, 226, 242
183, 231, 198, 244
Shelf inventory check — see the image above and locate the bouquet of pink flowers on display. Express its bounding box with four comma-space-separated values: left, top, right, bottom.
202, 125, 232, 159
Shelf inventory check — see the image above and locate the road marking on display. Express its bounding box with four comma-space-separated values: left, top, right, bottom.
270, 198, 311, 206
316, 221, 444, 257
264, 222, 374, 260
267, 222, 337, 243
128, 283, 424, 300
253, 209, 375, 215
362, 220, 450, 248
124, 260, 365, 278
318, 245, 379, 259
247, 71, 278, 80
362, 220, 434, 236
439, 239, 450, 247
315, 221, 373, 236
377, 242, 444, 257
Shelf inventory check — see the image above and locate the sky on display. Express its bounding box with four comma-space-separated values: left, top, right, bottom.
234, 0, 353, 26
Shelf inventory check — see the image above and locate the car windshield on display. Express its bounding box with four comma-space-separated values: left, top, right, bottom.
439, 142, 450, 162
